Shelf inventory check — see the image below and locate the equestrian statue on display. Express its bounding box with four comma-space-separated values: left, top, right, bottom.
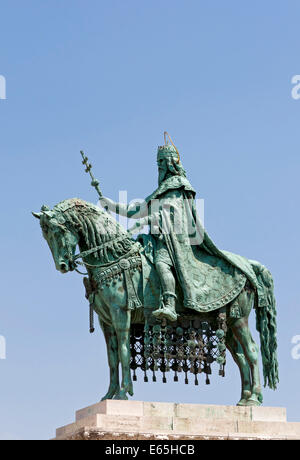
32, 133, 279, 406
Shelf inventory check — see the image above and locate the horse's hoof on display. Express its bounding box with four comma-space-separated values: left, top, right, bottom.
113, 394, 128, 400
101, 395, 114, 401
113, 389, 129, 400
237, 390, 251, 405
128, 386, 134, 397
236, 399, 249, 406
243, 397, 262, 407
101, 387, 119, 401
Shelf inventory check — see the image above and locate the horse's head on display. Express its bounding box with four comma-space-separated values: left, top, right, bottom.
32, 204, 79, 273
34, 198, 137, 274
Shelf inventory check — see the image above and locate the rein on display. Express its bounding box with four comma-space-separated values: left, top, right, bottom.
73, 235, 127, 263
72, 237, 141, 334
72, 237, 141, 272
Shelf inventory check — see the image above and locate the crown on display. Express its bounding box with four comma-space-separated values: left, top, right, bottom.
157, 132, 180, 163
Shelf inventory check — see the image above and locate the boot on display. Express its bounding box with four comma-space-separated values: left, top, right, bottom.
153, 292, 178, 322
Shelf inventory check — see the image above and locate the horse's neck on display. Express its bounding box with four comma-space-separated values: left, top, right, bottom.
77, 212, 133, 267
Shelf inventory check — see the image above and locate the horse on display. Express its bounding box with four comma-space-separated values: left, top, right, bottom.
32, 197, 279, 406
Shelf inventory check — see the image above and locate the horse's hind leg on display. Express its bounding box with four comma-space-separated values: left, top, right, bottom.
226, 328, 252, 405
100, 321, 120, 401
231, 288, 263, 406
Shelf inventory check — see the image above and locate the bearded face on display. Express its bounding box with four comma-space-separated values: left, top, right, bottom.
157, 156, 169, 185
157, 148, 186, 185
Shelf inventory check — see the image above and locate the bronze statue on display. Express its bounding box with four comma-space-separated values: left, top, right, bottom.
33, 134, 279, 406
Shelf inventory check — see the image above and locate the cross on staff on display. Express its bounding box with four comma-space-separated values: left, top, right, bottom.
80, 150, 109, 212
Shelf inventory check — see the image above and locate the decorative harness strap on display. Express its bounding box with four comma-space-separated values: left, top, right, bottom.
76, 241, 143, 332
73, 235, 130, 263
95, 253, 142, 311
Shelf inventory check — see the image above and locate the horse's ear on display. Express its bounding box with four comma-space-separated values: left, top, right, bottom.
43, 211, 54, 218
32, 212, 42, 219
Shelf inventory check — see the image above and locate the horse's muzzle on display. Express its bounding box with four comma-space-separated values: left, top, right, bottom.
59, 262, 68, 273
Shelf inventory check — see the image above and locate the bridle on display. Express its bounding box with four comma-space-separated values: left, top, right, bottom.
71, 236, 141, 275
47, 200, 140, 275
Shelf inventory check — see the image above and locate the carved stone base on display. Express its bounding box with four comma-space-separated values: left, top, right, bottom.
54, 400, 300, 440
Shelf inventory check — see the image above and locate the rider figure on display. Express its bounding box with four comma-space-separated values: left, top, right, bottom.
100, 134, 202, 322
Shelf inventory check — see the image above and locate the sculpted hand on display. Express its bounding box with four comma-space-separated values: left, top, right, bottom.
99, 197, 110, 209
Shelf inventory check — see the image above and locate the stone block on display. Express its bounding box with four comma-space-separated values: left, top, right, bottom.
175, 403, 251, 421
141, 415, 173, 433
56, 414, 99, 439
250, 406, 286, 422
94, 414, 173, 434
76, 399, 143, 421
173, 416, 237, 435
143, 402, 175, 417
237, 420, 300, 437
54, 401, 299, 440
97, 414, 142, 432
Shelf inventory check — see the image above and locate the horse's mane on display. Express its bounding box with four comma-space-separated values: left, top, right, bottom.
53, 198, 135, 262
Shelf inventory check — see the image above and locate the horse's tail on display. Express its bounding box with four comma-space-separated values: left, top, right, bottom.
249, 260, 279, 390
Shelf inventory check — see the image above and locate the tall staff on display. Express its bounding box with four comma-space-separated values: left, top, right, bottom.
80, 150, 109, 212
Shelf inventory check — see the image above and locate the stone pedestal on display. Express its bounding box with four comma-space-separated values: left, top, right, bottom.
54, 400, 300, 440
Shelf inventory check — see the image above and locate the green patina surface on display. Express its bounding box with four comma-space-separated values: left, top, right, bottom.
33, 134, 279, 406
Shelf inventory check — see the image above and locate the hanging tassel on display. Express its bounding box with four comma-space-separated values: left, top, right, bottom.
89, 303, 95, 334
219, 364, 225, 377
144, 370, 148, 383
133, 369, 137, 381
204, 364, 212, 375
123, 264, 142, 310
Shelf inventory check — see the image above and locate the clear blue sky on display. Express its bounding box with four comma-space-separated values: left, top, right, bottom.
0, 0, 299, 440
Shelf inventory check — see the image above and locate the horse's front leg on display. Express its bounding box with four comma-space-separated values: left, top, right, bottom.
100, 320, 120, 400
111, 307, 133, 400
